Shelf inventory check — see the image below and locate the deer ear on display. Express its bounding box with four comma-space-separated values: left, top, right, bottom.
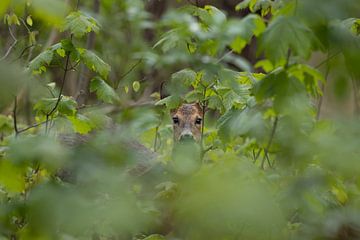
170, 108, 177, 116
192, 102, 203, 114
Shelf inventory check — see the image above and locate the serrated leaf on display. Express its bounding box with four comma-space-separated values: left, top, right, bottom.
28, 49, 54, 74
90, 77, 118, 103
227, 14, 265, 53
235, 0, 251, 11
56, 48, 66, 57
79, 48, 111, 79
58, 96, 77, 116
34, 96, 77, 116
172, 68, 197, 86
258, 16, 319, 65
64, 11, 100, 38
217, 108, 265, 142
155, 95, 182, 109
67, 114, 95, 134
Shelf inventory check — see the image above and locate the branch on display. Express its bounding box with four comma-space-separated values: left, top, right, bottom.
261, 116, 279, 169
0, 26, 18, 61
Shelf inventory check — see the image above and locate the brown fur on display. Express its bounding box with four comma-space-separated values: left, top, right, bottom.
171, 103, 203, 142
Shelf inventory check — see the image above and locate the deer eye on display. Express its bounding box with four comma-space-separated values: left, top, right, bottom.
172, 117, 179, 124
195, 118, 202, 125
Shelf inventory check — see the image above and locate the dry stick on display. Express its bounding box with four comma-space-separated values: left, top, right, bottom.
261, 116, 278, 169
0, 26, 18, 61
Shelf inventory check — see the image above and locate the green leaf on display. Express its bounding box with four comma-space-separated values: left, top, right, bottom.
90, 77, 118, 104
228, 14, 265, 53
235, 0, 252, 11
0, 0, 10, 17
258, 16, 319, 65
56, 48, 66, 57
217, 108, 265, 142
288, 64, 324, 96
58, 96, 77, 116
34, 96, 77, 116
79, 48, 111, 79
32, 0, 68, 26
28, 49, 54, 74
132, 81, 140, 92
254, 59, 274, 73
67, 114, 95, 134
0, 115, 13, 135
34, 98, 58, 115
155, 95, 182, 110
0, 160, 25, 193
64, 11, 100, 38
172, 68, 197, 86
26, 15, 33, 26
143, 234, 166, 240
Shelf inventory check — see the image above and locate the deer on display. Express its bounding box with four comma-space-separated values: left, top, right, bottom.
171, 103, 203, 143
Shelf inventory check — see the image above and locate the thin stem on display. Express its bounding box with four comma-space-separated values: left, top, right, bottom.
13, 96, 19, 136
45, 51, 71, 133
116, 59, 143, 89
0, 26, 18, 61
261, 116, 278, 169
315, 51, 341, 69
351, 75, 360, 115
153, 126, 159, 152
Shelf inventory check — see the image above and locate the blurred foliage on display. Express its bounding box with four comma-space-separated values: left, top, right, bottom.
0, 0, 360, 239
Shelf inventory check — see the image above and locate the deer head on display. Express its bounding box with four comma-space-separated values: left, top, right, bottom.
171, 103, 203, 142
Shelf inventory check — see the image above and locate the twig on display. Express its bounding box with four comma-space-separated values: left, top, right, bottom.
116, 59, 143, 89
0, 26, 18, 61
17, 121, 46, 134
12, 44, 35, 62
261, 116, 278, 169
315, 51, 341, 69
216, 50, 233, 64
13, 96, 19, 136
153, 126, 159, 152
253, 148, 262, 163
45, 51, 71, 133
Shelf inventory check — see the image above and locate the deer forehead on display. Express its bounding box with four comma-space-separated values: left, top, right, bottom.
173, 104, 202, 118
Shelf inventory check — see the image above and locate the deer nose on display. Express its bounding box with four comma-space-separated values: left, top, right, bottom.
180, 130, 194, 141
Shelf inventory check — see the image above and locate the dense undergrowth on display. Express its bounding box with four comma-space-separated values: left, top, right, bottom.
0, 0, 360, 239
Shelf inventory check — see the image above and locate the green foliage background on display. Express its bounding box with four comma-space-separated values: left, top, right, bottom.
0, 0, 360, 239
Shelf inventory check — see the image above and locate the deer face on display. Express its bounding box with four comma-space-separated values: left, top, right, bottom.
171, 103, 203, 142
